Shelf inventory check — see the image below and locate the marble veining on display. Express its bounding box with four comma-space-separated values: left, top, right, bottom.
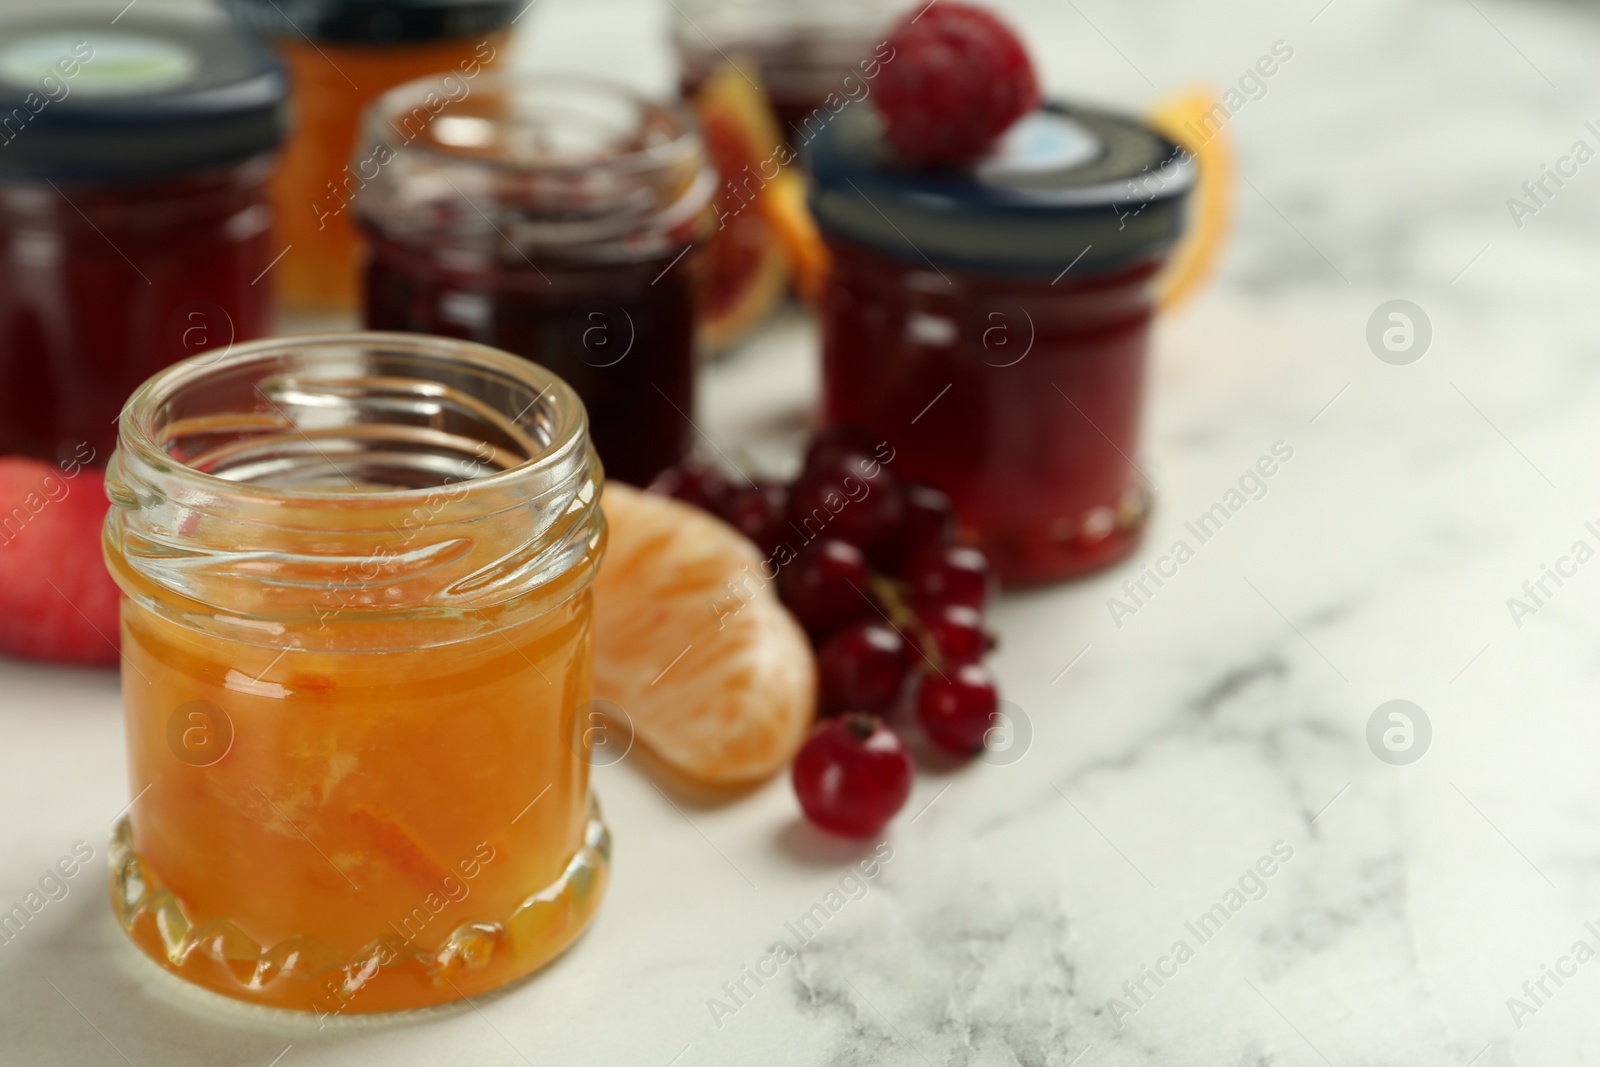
6, 0, 1600, 1062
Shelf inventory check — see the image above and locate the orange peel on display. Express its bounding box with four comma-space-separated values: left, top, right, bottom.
1148, 86, 1236, 311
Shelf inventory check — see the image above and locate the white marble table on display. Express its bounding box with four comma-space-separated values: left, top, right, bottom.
5, 0, 1600, 1062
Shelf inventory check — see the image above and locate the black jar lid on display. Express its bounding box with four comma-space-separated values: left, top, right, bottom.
0, 8, 287, 183
806, 102, 1194, 277
218, 0, 521, 45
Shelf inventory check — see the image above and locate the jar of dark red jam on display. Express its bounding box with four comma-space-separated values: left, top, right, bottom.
219, 0, 516, 313
0, 8, 286, 467
674, 0, 899, 151
808, 104, 1193, 585
357, 76, 714, 487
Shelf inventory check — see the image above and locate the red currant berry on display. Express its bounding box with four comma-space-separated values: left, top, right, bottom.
874, 2, 1040, 167
792, 713, 915, 837
803, 425, 880, 478
872, 483, 956, 575
916, 604, 992, 666
778, 538, 874, 638
646, 462, 730, 514
720, 482, 788, 558
818, 622, 912, 716
905, 544, 994, 611
788, 452, 903, 552
916, 663, 1000, 755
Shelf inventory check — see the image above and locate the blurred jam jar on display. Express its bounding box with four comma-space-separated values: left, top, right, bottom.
0, 8, 286, 467
104, 332, 609, 1013
809, 104, 1193, 585
220, 0, 516, 312
674, 0, 899, 150
356, 75, 714, 487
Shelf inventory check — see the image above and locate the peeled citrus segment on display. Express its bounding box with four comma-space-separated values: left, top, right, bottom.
593, 484, 815, 784
1148, 86, 1236, 312
692, 63, 830, 344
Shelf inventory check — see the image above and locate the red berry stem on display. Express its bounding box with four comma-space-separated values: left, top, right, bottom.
866, 571, 942, 674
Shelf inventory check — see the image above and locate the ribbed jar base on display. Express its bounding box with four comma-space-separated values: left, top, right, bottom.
109, 798, 610, 1015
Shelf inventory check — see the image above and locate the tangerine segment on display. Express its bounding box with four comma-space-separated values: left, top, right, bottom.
1148, 86, 1237, 312
593, 484, 815, 784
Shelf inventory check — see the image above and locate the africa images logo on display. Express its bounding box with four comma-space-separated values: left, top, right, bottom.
1105, 841, 1295, 1030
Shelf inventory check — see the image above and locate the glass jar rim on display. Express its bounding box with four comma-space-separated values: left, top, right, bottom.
108, 332, 603, 635
116, 331, 589, 505
355, 73, 713, 260
364, 71, 701, 179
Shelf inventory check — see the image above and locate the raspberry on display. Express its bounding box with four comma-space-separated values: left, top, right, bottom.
873, 2, 1040, 166
0, 457, 120, 665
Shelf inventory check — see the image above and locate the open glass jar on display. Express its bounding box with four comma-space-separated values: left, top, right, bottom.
103, 333, 609, 1014
808, 104, 1193, 584
357, 75, 714, 487
0, 7, 286, 466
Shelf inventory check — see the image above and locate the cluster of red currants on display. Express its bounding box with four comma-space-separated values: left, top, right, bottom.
647, 427, 1003, 838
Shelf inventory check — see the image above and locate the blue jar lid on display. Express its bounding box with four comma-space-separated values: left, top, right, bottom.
806, 102, 1194, 277
219, 0, 520, 45
0, 8, 287, 184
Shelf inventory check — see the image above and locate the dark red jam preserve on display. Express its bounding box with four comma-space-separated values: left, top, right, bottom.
808, 105, 1193, 585
356, 76, 714, 487
0, 8, 286, 466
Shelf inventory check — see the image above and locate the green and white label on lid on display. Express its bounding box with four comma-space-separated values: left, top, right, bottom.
0, 32, 198, 95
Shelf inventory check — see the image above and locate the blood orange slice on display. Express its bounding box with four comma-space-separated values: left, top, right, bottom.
692, 64, 830, 348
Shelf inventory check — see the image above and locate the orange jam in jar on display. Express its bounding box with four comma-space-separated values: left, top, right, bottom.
219, 0, 515, 311
102, 333, 608, 1014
